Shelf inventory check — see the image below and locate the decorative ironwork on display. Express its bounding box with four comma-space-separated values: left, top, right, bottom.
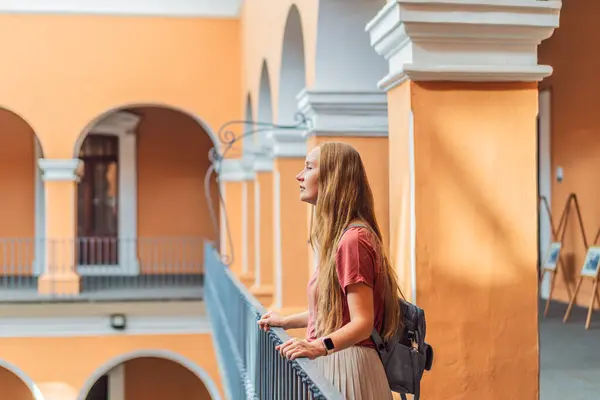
204, 112, 310, 267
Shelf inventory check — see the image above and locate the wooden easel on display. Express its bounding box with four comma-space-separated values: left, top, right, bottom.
563, 229, 600, 330
540, 194, 588, 317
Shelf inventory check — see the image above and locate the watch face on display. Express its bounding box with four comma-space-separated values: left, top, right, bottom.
323, 338, 335, 350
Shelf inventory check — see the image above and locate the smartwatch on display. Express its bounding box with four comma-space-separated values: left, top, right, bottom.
321, 337, 335, 355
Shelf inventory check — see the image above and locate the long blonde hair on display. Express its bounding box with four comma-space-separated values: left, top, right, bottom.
309, 142, 403, 342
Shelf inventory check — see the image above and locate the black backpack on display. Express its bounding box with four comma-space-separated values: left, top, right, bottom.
370, 298, 434, 400
342, 224, 434, 399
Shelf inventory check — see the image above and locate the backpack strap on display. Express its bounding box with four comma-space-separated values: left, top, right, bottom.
411, 348, 421, 400
371, 328, 386, 352
342, 222, 369, 234
397, 351, 422, 400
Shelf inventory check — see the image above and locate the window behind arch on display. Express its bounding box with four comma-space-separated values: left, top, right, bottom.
77, 134, 119, 266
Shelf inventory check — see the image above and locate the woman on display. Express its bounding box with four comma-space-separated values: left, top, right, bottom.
258, 142, 403, 399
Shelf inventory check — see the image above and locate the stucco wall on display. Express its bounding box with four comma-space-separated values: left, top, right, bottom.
0, 13, 241, 158
0, 367, 33, 400
0, 333, 224, 400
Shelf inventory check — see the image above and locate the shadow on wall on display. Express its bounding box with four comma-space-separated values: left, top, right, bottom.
0, 363, 47, 400
411, 88, 539, 397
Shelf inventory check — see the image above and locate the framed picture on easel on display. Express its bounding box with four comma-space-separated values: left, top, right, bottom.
581, 246, 600, 278
543, 242, 562, 271
563, 245, 600, 330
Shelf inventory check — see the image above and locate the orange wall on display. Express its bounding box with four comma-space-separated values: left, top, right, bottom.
0, 14, 240, 158
0, 333, 224, 399
125, 357, 212, 400
135, 107, 219, 274
398, 81, 539, 399
386, 83, 413, 300
539, 0, 600, 307
0, 367, 33, 400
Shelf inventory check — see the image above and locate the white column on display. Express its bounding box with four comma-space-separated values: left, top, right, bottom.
33, 139, 45, 275
108, 364, 125, 400
38, 159, 82, 182
117, 132, 139, 276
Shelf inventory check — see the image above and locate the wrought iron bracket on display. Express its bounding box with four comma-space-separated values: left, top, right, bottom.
204, 112, 310, 266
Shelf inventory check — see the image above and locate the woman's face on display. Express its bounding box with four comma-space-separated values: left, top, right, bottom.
296, 147, 320, 205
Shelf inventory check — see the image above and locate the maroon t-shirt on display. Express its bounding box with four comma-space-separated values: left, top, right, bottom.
306, 226, 384, 349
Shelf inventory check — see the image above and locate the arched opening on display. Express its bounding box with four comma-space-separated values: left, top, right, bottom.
0, 107, 44, 300
257, 61, 273, 152
278, 5, 307, 125
0, 361, 44, 400
314, 0, 387, 90
69, 105, 219, 299
79, 351, 221, 400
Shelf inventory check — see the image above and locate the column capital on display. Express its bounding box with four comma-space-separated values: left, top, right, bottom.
218, 157, 255, 182
297, 89, 388, 138
38, 158, 83, 182
268, 129, 307, 158
366, 0, 562, 90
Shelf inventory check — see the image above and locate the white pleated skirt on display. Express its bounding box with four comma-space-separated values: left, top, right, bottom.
314, 346, 393, 400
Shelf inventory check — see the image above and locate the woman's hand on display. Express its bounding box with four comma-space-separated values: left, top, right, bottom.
276, 338, 327, 360
257, 311, 287, 331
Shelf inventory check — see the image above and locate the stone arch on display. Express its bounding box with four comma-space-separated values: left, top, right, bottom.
314, 0, 387, 90
76, 349, 222, 400
73, 102, 220, 157
257, 61, 273, 150
0, 359, 45, 400
278, 4, 307, 125
66, 104, 219, 277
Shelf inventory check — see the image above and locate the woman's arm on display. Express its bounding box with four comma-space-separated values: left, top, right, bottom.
277, 283, 373, 360
316, 283, 374, 352
277, 228, 377, 360
282, 311, 310, 330
258, 310, 309, 331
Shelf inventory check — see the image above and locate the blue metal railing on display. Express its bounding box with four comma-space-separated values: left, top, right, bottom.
0, 237, 204, 302
204, 242, 344, 400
